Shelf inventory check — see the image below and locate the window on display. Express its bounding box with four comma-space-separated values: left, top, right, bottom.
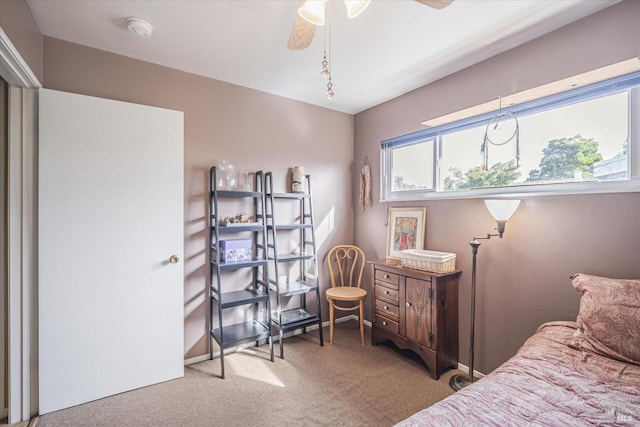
381, 70, 640, 201
389, 139, 435, 192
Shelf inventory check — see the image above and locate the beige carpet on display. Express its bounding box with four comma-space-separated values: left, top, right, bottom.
37, 321, 460, 427
0, 421, 29, 427
1, 421, 29, 427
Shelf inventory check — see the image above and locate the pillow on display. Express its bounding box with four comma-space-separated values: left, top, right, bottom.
567, 273, 640, 365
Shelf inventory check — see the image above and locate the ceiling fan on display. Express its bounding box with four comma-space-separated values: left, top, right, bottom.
287, 0, 455, 50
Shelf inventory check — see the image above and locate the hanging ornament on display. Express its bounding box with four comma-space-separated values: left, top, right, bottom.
481, 98, 520, 170
320, 51, 331, 79
321, 1, 334, 99
326, 77, 334, 100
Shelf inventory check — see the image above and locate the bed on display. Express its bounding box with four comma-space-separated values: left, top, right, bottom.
397, 273, 640, 426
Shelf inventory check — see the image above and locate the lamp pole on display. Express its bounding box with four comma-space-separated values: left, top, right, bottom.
449, 238, 481, 391
449, 199, 520, 392
468, 239, 480, 384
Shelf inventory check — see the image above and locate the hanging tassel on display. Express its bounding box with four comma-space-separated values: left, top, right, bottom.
358, 164, 372, 211
515, 126, 520, 167
480, 137, 488, 171
364, 164, 371, 209
358, 167, 365, 211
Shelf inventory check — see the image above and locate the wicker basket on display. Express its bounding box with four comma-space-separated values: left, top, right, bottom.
399, 249, 456, 273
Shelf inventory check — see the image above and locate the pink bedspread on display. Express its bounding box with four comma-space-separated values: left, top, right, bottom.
397, 321, 640, 426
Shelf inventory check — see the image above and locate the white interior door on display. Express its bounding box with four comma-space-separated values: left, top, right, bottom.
38, 89, 184, 414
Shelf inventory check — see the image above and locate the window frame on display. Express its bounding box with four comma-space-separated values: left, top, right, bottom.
382, 136, 437, 196
381, 71, 640, 201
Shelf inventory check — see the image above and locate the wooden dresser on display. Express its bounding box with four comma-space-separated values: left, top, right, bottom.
370, 260, 461, 380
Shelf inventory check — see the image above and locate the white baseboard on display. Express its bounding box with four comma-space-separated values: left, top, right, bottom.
184, 315, 370, 365
183, 353, 210, 365
455, 363, 485, 379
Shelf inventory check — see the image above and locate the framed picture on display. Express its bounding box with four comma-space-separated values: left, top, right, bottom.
386, 207, 426, 259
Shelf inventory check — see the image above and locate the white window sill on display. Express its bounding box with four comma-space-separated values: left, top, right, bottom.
381, 179, 640, 202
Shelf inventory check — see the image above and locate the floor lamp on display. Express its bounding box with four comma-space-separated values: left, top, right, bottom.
450, 199, 521, 391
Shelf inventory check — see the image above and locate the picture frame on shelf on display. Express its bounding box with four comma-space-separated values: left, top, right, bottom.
386, 207, 426, 260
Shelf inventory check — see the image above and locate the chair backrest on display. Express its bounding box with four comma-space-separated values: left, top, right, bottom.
327, 245, 366, 289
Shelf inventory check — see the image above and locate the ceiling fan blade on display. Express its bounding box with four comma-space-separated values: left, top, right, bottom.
288, 14, 316, 50
415, 0, 454, 9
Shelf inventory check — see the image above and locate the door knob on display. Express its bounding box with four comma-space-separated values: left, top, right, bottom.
406, 302, 411, 308
169, 255, 180, 264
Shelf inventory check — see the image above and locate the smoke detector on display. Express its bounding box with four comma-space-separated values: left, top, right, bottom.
125, 17, 153, 38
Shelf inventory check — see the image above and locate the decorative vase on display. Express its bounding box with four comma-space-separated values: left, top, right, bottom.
292, 166, 306, 193
238, 170, 251, 191
217, 160, 237, 190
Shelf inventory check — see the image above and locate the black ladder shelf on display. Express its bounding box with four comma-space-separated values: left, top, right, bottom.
265, 171, 324, 358
209, 167, 274, 378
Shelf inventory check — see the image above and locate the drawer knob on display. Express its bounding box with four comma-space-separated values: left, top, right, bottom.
406, 302, 411, 308
383, 305, 388, 310
384, 290, 389, 294
384, 274, 389, 279
382, 321, 387, 326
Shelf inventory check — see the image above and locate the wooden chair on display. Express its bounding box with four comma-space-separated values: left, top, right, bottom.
325, 245, 367, 345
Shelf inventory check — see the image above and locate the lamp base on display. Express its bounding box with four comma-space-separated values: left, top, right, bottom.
449, 373, 475, 391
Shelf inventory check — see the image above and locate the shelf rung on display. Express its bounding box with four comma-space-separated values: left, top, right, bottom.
272, 253, 315, 262
212, 258, 267, 269
268, 224, 313, 230
271, 308, 319, 329
269, 280, 317, 296
213, 190, 263, 198
219, 289, 268, 308
211, 320, 271, 347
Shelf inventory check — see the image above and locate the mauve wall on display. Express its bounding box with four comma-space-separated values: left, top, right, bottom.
0, 0, 43, 82
7, 0, 640, 373
42, 37, 354, 360
354, 0, 640, 373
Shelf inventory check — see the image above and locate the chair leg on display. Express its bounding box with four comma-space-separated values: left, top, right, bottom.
328, 298, 334, 344
359, 299, 365, 345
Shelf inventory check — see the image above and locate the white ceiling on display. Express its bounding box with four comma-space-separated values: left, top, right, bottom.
26, 0, 619, 114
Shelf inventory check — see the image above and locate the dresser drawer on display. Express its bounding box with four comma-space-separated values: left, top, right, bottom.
375, 269, 399, 289
375, 284, 399, 303
375, 298, 399, 320
375, 314, 399, 334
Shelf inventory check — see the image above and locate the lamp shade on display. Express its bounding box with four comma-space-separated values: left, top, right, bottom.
344, 0, 371, 19
484, 199, 520, 221
298, 0, 325, 26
